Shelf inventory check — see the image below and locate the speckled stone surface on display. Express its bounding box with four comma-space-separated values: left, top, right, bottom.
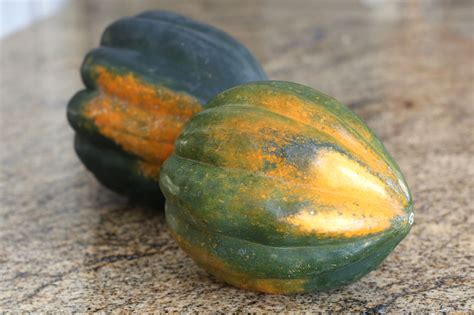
1, 0, 473, 312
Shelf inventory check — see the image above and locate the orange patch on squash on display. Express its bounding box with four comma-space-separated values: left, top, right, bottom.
285, 149, 405, 237
83, 66, 202, 174
137, 161, 162, 180
191, 101, 409, 238
256, 92, 396, 183
94, 66, 202, 118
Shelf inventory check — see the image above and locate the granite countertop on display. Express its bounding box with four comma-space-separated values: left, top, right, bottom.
1, 0, 473, 312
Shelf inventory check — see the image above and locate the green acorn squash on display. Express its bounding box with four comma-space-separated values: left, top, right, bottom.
160, 81, 414, 293
67, 11, 267, 205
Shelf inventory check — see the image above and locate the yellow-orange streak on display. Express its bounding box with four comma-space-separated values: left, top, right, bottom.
285, 149, 405, 237
83, 66, 202, 176
194, 109, 407, 237
94, 66, 202, 118
137, 161, 163, 180
256, 92, 394, 183
84, 96, 178, 162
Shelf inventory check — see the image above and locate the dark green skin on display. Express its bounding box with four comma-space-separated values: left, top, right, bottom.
166, 202, 408, 292
67, 11, 267, 206
160, 81, 413, 293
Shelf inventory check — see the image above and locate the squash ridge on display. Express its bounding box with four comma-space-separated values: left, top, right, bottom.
175, 105, 404, 200
170, 152, 407, 216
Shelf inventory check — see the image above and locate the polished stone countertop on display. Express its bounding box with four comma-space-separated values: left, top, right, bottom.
1, 0, 472, 312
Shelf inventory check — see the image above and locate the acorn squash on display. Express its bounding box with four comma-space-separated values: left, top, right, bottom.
160, 81, 414, 293
67, 11, 267, 205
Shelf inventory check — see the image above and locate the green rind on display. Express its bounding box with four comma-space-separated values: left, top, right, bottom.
74, 134, 163, 206
160, 155, 410, 247
92, 12, 267, 103
160, 81, 414, 293
67, 10, 267, 206
135, 10, 266, 75
80, 47, 182, 93
166, 201, 410, 293
68, 88, 164, 205
67, 89, 99, 136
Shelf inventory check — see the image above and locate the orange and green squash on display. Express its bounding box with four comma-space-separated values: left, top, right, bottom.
160, 81, 414, 293
67, 11, 267, 205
